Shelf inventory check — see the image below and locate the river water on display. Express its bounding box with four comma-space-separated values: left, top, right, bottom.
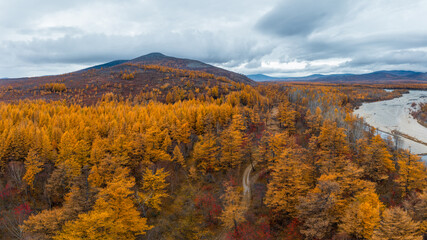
353, 90, 427, 162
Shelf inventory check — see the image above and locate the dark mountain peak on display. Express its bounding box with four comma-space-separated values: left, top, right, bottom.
146, 52, 166, 57
79, 53, 254, 85
132, 52, 168, 62
84, 60, 128, 71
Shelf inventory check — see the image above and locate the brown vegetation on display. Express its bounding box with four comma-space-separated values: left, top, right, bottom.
412, 103, 427, 128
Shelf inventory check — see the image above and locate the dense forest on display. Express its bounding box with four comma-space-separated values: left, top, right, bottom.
0, 71, 426, 239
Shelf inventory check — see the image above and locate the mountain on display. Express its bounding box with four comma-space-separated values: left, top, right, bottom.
249, 70, 427, 83
248, 74, 329, 82
247, 74, 279, 81
84, 60, 128, 70
130, 53, 253, 85
314, 71, 427, 83
82, 52, 253, 85
0, 53, 255, 104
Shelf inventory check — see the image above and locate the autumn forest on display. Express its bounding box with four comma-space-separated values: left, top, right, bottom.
0, 61, 426, 240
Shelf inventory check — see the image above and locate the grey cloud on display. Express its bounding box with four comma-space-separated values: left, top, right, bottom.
256, 0, 351, 37
2, 0, 427, 78
345, 50, 427, 69
0, 29, 274, 77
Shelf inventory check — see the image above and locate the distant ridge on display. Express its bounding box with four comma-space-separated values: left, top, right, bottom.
246, 74, 278, 82
248, 70, 427, 83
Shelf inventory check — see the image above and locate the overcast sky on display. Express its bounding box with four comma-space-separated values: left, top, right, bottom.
1, 0, 427, 78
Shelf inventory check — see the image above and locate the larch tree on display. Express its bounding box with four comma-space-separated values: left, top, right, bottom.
23, 167, 97, 239
396, 150, 427, 196
362, 135, 395, 183
3, 126, 31, 163
305, 106, 323, 136
265, 147, 310, 217
403, 191, 427, 237
171, 119, 191, 144
193, 133, 219, 173
23, 208, 67, 239
54, 167, 151, 240
57, 131, 90, 177
173, 145, 186, 168
277, 101, 298, 134
88, 155, 128, 188
220, 114, 247, 169
219, 181, 248, 230
297, 180, 340, 240
310, 120, 350, 176
143, 125, 172, 164
46, 163, 73, 204
23, 149, 44, 189
339, 188, 383, 239
138, 167, 170, 212
372, 207, 422, 240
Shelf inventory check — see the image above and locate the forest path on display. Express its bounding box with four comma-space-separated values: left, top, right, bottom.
241, 106, 279, 206
241, 161, 254, 206
216, 107, 279, 240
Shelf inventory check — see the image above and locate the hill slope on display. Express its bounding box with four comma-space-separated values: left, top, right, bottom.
129, 53, 253, 85
0, 53, 255, 104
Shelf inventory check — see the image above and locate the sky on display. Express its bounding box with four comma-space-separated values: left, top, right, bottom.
1, 0, 427, 78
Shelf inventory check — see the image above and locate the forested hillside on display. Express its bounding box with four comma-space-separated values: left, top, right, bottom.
0, 67, 426, 239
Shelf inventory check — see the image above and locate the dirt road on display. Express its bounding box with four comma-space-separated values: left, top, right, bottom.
216, 107, 278, 239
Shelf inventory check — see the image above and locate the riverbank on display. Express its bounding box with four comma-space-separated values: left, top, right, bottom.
353, 90, 427, 161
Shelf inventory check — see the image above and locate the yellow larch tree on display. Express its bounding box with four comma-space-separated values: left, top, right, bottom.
57, 131, 90, 177
339, 187, 383, 239
265, 147, 310, 216
173, 145, 186, 168
23, 149, 44, 189
193, 133, 219, 173
138, 167, 170, 212
305, 106, 323, 136
363, 135, 395, 182
54, 167, 151, 240
396, 150, 427, 196
310, 120, 350, 176
277, 100, 298, 134
170, 118, 191, 144
143, 125, 172, 164
220, 114, 247, 169
219, 181, 247, 230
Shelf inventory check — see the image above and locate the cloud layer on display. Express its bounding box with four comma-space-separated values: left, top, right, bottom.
1, 0, 427, 77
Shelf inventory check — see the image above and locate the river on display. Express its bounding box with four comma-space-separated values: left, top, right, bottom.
353, 90, 427, 162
